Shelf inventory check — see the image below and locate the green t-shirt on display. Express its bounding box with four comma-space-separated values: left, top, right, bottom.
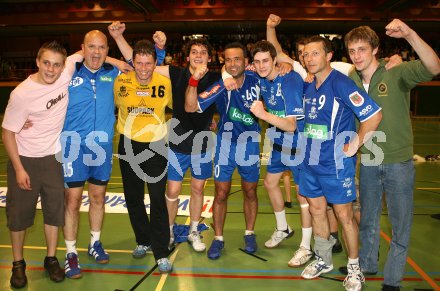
349, 59, 434, 164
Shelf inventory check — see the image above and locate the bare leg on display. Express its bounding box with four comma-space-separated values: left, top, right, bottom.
297, 190, 312, 228
10, 230, 25, 261
264, 172, 284, 212
189, 177, 206, 222
213, 181, 231, 236
333, 203, 359, 259
88, 183, 106, 232
44, 224, 59, 257
63, 187, 84, 241
307, 196, 330, 239
242, 180, 258, 231
283, 171, 292, 203
166, 180, 182, 225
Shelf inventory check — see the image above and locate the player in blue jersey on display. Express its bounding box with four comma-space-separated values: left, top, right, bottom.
299, 36, 382, 291
185, 42, 261, 260
246, 41, 305, 254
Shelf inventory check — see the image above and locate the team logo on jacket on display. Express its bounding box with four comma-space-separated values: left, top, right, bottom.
349, 91, 365, 107
70, 77, 83, 88
200, 84, 221, 99
378, 82, 388, 96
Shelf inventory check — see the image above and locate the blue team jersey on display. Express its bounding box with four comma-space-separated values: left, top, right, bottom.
198, 71, 261, 142
62, 63, 119, 145
257, 70, 305, 149
302, 69, 381, 177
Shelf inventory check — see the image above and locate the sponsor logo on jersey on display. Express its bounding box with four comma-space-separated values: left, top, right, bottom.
136, 91, 150, 96
293, 108, 304, 114
268, 108, 285, 118
200, 84, 221, 99
127, 106, 155, 115
46, 92, 67, 109
304, 123, 328, 140
69, 77, 83, 88
349, 91, 365, 107
100, 76, 113, 82
378, 82, 388, 96
118, 86, 129, 98
358, 104, 373, 117
229, 107, 255, 126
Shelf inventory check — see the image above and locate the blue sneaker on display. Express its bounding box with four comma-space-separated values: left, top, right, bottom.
64, 253, 82, 279
157, 258, 172, 273
244, 234, 257, 253
88, 241, 109, 264
132, 245, 151, 258
207, 239, 224, 260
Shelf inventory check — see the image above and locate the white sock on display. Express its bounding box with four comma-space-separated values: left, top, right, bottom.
190, 220, 199, 233
214, 236, 224, 241
90, 230, 101, 245
169, 225, 174, 238
300, 227, 313, 249
65, 240, 77, 255
245, 230, 254, 236
274, 210, 288, 231
348, 257, 359, 265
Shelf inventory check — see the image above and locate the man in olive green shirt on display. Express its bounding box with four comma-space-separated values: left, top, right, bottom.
344, 19, 440, 291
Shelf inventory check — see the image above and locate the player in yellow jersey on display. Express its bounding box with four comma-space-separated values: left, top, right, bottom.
113, 40, 173, 273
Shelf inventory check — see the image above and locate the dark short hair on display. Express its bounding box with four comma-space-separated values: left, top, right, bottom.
251, 40, 277, 60
224, 42, 247, 59
184, 38, 213, 57
344, 26, 380, 49
37, 41, 67, 62
132, 40, 156, 61
304, 35, 333, 54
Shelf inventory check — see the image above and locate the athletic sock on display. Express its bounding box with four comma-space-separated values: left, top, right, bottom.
274, 209, 288, 231
245, 230, 254, 236
90, 230, 101, 245
214, 236, 224, 241
300, 227, 313, 249
65, 240, 77, 255
190, 220, 199, 233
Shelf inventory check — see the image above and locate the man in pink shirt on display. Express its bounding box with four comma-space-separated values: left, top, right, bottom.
2, 41, 81, 288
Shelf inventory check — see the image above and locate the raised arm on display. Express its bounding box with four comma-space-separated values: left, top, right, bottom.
266, 14, 284, 56
185, 64, 208, 112
108, 21, 133, 61
386, 19, 440, 75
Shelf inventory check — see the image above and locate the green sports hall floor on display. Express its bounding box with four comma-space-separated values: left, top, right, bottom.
0, 118, 439, 291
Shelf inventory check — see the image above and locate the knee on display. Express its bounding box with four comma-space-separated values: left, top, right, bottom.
308, 204, 326, 216
263, 178, 277, 191
215, 189, 229, 204
334, 209, 353, 225
166, 187, 180, 200
190, 185, 204, 198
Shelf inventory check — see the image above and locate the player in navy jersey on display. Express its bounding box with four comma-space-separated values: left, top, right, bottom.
246, 41, 306, 256
299, 36, 382, 291
185, 42, 261, 260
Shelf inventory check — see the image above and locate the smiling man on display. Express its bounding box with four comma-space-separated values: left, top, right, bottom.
2, 41, 82, 288
113, 40, 173, 273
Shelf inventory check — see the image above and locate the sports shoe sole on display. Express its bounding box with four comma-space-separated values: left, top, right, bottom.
265, 230, 295, 249
301, 264, 333, 279
288, 253, 313, 267
66, 273, 82, 279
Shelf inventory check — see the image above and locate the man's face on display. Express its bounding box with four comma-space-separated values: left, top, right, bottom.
187, 44, 210, 70
253, 51, 275, 79
303, 41, 330, 75
82, 32, 108, 71
35, 50, 65, 85
297, 43, 305, 67
224, 47, 246, 79
347, 40, 378, 72
133, 54, 156, 84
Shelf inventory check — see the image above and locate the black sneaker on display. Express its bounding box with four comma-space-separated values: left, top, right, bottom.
284, 201, 292, 208
332, 239, 343, 253
44, 256, 65, 282
339, 265, 377, 275
10, 259, 27, 288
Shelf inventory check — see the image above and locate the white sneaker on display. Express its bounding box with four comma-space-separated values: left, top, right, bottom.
288, 246, 313, 267
301, 257, 333, 279
188, 231, 206, 252
264, 226, 294, 248
343, 264, 365, 291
